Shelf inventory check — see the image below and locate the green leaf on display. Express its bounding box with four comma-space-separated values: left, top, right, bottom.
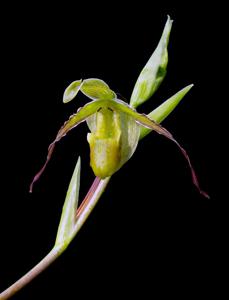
130, 16, 173, 108
63, 80, 83, 103
81, 78, 117, 101
55, 157, 81, 247
140, 84, 194, 139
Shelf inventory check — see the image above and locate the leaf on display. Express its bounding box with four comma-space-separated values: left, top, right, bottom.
140, 84, 194, 139
55, 157, 81, 247
81, 78, 117, 100
30, 99, 111, 192
63, 80, 83, 103
130, 16, 173, 108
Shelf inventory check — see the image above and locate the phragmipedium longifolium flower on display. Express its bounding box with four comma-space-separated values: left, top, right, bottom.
30, 78, 208, 198
0, 15, 209, 300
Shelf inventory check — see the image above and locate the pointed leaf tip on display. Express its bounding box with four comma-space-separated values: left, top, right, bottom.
140, 84, 194, 139
55, 157, 81, 247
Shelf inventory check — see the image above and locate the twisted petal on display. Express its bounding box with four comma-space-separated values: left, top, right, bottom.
110, 99, 209, 198
30, 99, 109, 192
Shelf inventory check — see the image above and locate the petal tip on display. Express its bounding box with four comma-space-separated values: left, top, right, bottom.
200, 190, 210, 199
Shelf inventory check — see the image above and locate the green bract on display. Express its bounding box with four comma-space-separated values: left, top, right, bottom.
55, 157, 81, 248
130, 15, 172, 108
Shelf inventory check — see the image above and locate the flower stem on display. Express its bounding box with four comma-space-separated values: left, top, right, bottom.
0, 247, 62, 300
0, 177, 110, 300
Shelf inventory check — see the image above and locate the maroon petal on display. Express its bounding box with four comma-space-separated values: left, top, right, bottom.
135, 115, 210, 199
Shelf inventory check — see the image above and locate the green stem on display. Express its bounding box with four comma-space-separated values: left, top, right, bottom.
0, 177, 110, 300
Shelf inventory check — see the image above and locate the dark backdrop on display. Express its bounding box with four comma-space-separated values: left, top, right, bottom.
0, 2, 224, 299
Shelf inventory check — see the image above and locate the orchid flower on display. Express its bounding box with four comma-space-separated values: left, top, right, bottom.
30, 77, 208, 198
0, 16, 209, 300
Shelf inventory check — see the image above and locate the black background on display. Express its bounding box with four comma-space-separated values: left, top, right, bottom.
0, 2, 224, 299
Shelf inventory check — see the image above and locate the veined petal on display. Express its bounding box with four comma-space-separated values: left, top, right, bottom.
30, 99, 110, 192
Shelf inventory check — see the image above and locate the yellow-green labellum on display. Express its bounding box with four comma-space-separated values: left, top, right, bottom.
87, 107, 140, 178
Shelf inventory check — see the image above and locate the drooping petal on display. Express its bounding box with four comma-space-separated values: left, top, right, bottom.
63, 80, 83, 103
30, 99, 110, 192
110, 99, 209, 198
81, 78, 117, 100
